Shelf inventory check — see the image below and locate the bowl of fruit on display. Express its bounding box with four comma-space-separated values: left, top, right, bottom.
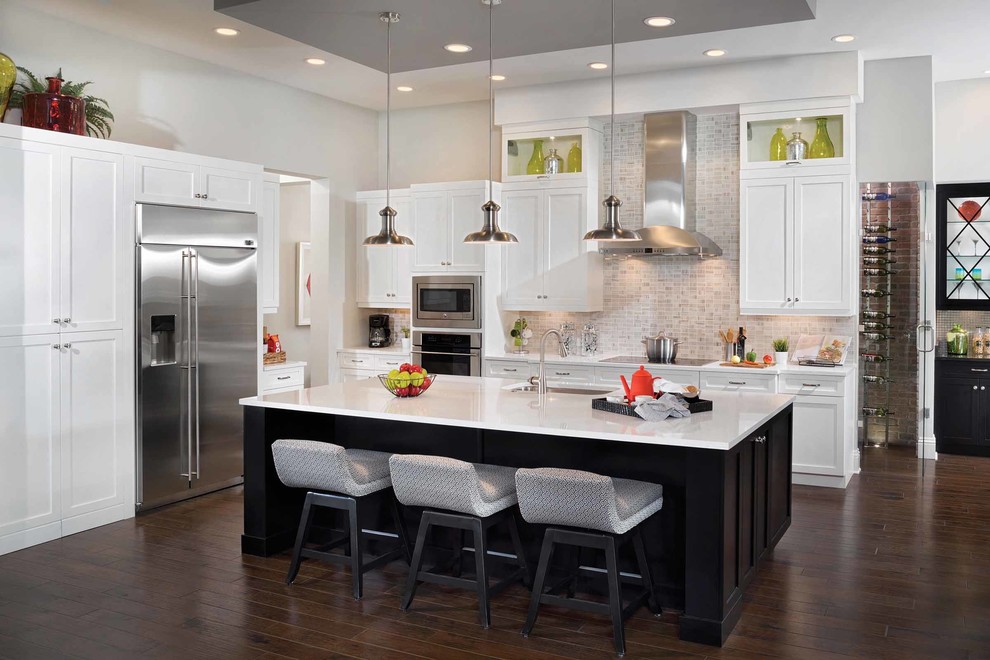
379, 363, 435, 398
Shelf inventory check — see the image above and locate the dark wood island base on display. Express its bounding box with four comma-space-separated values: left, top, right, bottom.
242, 403, 792, 646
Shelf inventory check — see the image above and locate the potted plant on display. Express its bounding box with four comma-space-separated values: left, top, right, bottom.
772, 338, 789, 367
400, 326, 411, 352
510, 318, 532, 354
8, 67, 114, 138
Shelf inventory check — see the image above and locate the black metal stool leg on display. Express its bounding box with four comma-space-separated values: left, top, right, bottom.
604, 536, 625, 656
507, 511, 532, 587
286, 492, 315, 585
452, 529, 464, 578
522, 529, 556, 638
390, 495, 412, 564
401, 512, 431, 611
633, 528, 661, 616
471, 518, 491, 629
347, 497, 363, 600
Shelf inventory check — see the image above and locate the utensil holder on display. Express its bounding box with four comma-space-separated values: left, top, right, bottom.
723, 343, 735, 362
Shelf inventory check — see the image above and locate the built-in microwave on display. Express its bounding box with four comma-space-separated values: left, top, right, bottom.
412, 275, 482, 329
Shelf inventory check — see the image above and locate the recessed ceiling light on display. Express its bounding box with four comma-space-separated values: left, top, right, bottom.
444, 43, 472, 53
644, 16, 675, 27
588, 62, 609, 70
489, 74, 506, 81
396, 85, 414, 92
305, 57, 326, 66
214, 27, 239, 36
703, 49, 726, 57
831, 34, 855, 43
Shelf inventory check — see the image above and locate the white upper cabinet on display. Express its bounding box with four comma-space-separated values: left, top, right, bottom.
0, 138, 60, 337
260, 178, 280, 313
740, 175, 852, 316
410, 181, 490, 273
502, 118, 602, 184
739, 98, 853, 176
61, 148, 125, 332
356, 189, 413, 307
134, 156, 260, 212
500, 183, 603, 312
0, 334, 61, 549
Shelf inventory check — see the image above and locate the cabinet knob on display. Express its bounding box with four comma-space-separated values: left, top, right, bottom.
983, 386, 986, 391
52, 344, 61, 350
62, 317, 71, 323
786, 298, 792, 302
63, 343, 71, 349
975, 385, 979, 390
53, 318, 60, 324
794, 297, 800, 302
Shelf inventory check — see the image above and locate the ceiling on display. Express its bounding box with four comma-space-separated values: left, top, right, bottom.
215, 0, 817, 73
11, 0, 990, 111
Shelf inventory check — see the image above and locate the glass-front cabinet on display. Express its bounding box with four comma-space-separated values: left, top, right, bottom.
937, 183, 990, 309
739, 99, 852, 172
501, 118, 602, 183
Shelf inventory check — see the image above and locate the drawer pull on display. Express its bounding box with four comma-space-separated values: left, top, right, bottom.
277, 376, 291, 381
972, 368, 989, 373
554, 372, 571, 376
801, 383, 821, 387
728, 381, 746, 385
503, 368, 518, 372
350, 359, 365, 364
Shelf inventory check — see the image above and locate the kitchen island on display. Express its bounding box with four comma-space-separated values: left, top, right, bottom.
240, 376, 794, 646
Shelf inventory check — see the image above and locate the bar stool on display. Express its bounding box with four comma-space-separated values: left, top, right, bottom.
271, 439, 411, 600
515, 467, 663, 656
389, 454, 530, 629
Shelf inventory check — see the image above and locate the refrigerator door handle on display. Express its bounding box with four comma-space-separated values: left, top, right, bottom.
192, 249, 201, 479
179, 249, 192, 481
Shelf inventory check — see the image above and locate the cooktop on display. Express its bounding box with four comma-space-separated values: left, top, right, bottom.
598, 356, 713, 367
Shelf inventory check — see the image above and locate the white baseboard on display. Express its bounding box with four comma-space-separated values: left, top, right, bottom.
0, 521, 62, 557
793, 472, 853, 489
917, 435, 938, 461
61, 504, 134, 537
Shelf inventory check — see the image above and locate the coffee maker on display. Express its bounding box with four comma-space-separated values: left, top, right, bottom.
369, 314, 391, 348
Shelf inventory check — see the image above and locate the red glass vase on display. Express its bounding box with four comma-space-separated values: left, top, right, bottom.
21, 76, 86, 135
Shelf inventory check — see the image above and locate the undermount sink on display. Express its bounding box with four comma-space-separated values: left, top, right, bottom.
506, 385, 614, 396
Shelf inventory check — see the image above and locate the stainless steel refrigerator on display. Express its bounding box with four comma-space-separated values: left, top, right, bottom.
136, 203, 258, 510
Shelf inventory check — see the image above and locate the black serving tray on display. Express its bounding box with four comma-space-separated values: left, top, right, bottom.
592, 396, 713, 418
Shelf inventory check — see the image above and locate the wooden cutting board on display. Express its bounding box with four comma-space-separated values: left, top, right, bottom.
719, 361, 773, 369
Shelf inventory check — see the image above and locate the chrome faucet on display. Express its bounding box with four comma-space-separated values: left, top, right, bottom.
528, 329, 568, 399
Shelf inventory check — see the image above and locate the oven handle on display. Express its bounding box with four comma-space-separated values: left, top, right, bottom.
410, 349, 482, 358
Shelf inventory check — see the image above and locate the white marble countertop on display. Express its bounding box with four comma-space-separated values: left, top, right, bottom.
485, 352, 856, 376
240, 375, 794, 451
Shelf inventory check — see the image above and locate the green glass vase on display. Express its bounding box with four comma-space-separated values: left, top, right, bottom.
769, 128, 787, 161
0, 52, 15, 122
808, 117, 835, 159
526, 140, 545, 175
566, 142, 582, 173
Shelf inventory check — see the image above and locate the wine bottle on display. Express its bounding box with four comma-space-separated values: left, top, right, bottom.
861, 288, 891, 298
863, 268, 897, 277
862, 321, 892, 331
861, 332, 891, 342
863, 224, 896, 233
736, 326, 747, 360
862, 375, 890, 384
862, 236, 896, 244
862, 192, 896, 201
862, 245, 895, 255
861, 353, 890, 363
862, 256, 896, 266
861, 310, 895, 320
862, 406, 892, 417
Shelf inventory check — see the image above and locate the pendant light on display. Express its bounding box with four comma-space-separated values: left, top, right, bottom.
464, 0, 518, 244
584, 0, 640, 242
364, 12, 414, 247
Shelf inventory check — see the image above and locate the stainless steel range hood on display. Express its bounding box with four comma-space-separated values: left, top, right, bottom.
601, 111, 722, 258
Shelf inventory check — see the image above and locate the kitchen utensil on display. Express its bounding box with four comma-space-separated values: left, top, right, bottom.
642, 331, 680, 363
623, 366, 664, 400
723, 343, 734, 363
726, 328, 734, 344
719, 329, 728, 343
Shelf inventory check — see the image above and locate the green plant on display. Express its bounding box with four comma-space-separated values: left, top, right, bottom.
400, 326, 410, 339
772, 338, 789, 352
9, 67, 114, 138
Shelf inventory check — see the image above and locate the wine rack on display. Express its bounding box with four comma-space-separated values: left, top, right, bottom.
860, 185, 895, 448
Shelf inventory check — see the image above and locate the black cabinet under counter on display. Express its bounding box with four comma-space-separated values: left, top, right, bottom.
935, 350, 990, 456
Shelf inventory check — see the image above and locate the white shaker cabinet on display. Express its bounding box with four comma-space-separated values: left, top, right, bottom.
356, 189, 413, 307
0, 335, 62, 554
410, 182, 489, 273
0, 138, 60, 337
260, 177, 280, 313
60, 148, 125, 332
739, 175, 852, 316
133, 156, 259, 212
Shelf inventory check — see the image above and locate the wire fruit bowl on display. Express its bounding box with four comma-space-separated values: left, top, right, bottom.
378, 373, 436, 398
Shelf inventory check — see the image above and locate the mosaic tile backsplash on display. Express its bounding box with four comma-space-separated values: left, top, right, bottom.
509, 113, 859, 360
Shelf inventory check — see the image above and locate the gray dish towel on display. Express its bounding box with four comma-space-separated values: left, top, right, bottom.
635, 393, 690, 421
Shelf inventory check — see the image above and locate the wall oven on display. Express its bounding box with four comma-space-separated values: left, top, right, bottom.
412, 331, 482, 377
412, 275, 482, 329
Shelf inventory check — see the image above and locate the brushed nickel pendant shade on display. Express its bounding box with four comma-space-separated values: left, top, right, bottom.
584, 0, 640, 242
364, 11, 413, 247
464, 0, 517, 245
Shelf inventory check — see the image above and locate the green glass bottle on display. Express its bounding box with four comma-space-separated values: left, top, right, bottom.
769, 128, 787, 161
566, 142, 582, 173
0, 52, 15, 122
526, 139, 545, 175
809, 117, 835, 159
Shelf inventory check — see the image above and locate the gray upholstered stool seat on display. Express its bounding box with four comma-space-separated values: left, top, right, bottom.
515, 467, 663, 656
515, 467, 663, 535
389, 454, 518, 517
271, 439, 410, 600
389, 454, 529, 629
272, 439, 393, 497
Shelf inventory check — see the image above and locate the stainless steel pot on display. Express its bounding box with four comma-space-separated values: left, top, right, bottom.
642, 331, 680, 363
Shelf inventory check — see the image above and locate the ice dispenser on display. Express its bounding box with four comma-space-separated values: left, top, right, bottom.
150, 314, 176, 365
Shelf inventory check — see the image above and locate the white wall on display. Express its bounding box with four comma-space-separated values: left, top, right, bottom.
857, 57, 934, 183
0, 2, 379, 386
935, 78, 990, 183
263, 183, 311, 384
379, 100, 500, 188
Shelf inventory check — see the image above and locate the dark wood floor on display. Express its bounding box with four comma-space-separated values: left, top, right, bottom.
2, 447, 990, 659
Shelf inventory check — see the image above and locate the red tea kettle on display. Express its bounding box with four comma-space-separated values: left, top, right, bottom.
620, 366, 662, 401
